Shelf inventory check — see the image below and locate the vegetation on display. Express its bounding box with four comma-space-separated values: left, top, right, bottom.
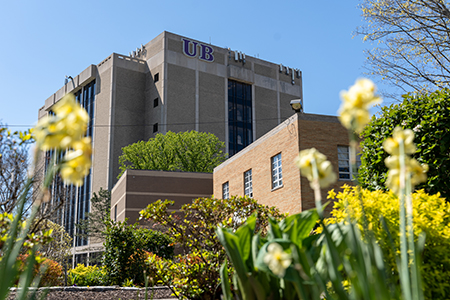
68, 264, 106, 286
359, 89, 450, 199
326, 186, 450, 299
118, 131, 227, 178
140, 196, 285, 299
102, 220, 174, 286
358, 0, 450, 94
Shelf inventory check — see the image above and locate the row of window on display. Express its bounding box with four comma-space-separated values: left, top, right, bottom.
222, 153, 283, 199
221, 147, 359, 199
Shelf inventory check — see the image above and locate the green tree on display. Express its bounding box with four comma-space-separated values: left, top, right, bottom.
102, 220, 173, 286
118, 131, 226, 178
358, 0, 450, 94
140, 196, 285, 299
359, 89, 450, 199
76, 188, 110, 242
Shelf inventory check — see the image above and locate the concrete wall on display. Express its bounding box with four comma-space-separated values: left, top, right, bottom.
111, 170, 213, 223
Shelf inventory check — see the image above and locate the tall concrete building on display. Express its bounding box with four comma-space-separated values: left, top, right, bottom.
38, 31, 302, 261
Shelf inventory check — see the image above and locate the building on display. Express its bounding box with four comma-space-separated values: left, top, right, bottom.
213, 112, 354, 215
38, 31, 303, 262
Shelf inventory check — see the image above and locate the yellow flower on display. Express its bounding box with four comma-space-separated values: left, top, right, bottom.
295, 148, 337, 188
338, 78, 382, 133
263, 243, 292, 277
383, 127, 416, 155
59, 137, 92, 186
385, 156, 427, 194
34, 94, 89, 151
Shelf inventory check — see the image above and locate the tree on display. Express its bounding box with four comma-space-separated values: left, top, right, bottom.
358, 89, 450, 199
141, 196, 285, 299
76, 188, 111, 243
0, 127, 33, 214
118, 131, 227, 178
358, 0, 450, 95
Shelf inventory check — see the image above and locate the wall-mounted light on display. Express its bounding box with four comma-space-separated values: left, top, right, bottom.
290, 99, 303, 113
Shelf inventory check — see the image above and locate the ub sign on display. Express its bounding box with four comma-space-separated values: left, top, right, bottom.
182, 38, 214, 62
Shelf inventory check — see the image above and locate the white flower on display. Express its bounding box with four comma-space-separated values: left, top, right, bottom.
263, 243, 292, 277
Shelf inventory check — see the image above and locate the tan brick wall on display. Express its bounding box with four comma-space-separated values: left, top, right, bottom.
214, 113, 352, 216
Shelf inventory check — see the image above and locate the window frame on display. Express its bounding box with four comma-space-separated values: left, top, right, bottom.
271, 153, 283, 190
222, 182, 229, 199
244, 169, 253, 197
338, 145, 361, 180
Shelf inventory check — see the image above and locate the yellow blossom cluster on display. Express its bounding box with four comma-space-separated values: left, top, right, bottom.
338, 78, 382, 133
383, 127, 428, 194
263, 243, 292, 277
34, 94, 92, 186
295, 148, 337, 188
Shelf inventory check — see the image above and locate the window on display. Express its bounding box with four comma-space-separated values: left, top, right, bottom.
154, 73, 159, 82
338, 146, 361, 180
271, 153, 283, 189
222, 182, 229, 199
153, 123, 158, 133
228, 80, 252, 156
153, 97, 158, 107
244, 169, 253, 197
114, 205, 117, 222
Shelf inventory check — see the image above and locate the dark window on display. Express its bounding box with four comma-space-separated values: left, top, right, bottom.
114, 205, 117, 221
228, 80, 252, 156
154, 98, 158, 107
153, 123, 158, 133
154, 73, 159, 82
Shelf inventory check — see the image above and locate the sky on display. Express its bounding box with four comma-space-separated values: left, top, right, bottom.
0, 0, 391, 133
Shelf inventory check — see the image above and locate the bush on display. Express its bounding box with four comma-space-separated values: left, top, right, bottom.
359, 89, 450, 199
102, 220, 174, 286
140, 196, 285, 299
68, 264, 105, 286
17, 255, 63, 287
326, 185, 450, 300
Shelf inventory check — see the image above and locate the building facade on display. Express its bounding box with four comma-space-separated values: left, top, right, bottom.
213, 112, 353, 215
38, 31, 303, 261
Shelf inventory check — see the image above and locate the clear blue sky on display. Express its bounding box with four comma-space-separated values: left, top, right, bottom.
0, 0, 390, 132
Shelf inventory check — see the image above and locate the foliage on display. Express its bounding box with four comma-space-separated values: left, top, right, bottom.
102, 220, 174, 286
76, 188, 110, 258
358, 0, 450, 94
359, 89, 450, 199
18, 254, 64, 287
147, 250, 225, 300
118, 130, 226, 178
68, 264, 106, 286
0, 127, 34, 215
36, 219, 72, 269
140, 196, 285, 299
326, 186, 450, 299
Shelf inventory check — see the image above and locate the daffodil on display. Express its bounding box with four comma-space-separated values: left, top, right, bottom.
295, 148, 337, 188
59, 137, 92, 186
34, 94, 89, 150
383, 127, 416, 155
338, 78, 382, 133
263, 243, 292, 277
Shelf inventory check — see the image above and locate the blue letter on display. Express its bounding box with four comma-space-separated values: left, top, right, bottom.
199, 44, 214, 62
182, 38, 198, 58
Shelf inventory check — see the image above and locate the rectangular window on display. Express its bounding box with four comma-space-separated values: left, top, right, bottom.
114, 205, 117, 222
272, 153, 283, 189
153, 123, 158, 133
338, 146, 361, 180
228, 80, 252, 156
154, 97, 158, 107
154, 73, 159, 82
244, 169, 253, 197
222, 182, 229, 199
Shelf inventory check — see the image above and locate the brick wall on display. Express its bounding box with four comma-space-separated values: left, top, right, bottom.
214, 113, 352, 215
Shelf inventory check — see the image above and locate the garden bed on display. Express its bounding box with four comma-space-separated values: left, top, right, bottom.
8, 286, 176, 300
